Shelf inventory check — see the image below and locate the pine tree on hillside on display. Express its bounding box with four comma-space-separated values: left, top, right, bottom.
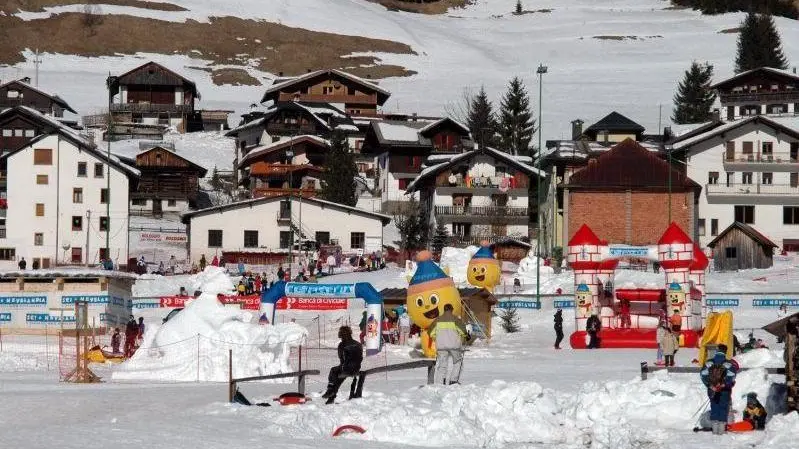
319, 131, 358, 207
467, 86, 498, 148
498, 77, 535, 155
672, 62, 717, 124
515, 0, 523, 15
735, 12, 789, 73
430, 221, 450, 256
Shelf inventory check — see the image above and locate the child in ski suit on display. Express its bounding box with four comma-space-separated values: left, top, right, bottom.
700, 345, 737, 435
659, 326, 679, 367
743, 392, 767, 430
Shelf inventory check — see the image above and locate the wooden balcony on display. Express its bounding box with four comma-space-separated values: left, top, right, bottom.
435, 205, 529, 217
250, 163, 322, 177
277, 92, 377, 104
435, 175, 529, 189
448, 234, 531, 247
252, 187, 317, 199
719, 91, 799, 103
111, 103, 193, 114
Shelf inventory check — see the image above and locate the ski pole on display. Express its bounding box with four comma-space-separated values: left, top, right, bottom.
691, 398, 710, 419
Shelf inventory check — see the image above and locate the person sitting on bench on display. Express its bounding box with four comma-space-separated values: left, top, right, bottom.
322, 326, 363, 404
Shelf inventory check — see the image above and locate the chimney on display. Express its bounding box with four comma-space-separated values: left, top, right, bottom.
571, 119, 584, 140
663, 126, 673, 141
793, 67, 797, 74
412, 112, 417, 122
307, 68, 312, 73
712, 109, 720, 122
278, 71, 283, 77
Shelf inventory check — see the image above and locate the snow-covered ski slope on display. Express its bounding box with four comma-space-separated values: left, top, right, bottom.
6, 0, 799, 140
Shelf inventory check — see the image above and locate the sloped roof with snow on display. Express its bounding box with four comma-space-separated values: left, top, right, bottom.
707, 221, 777, 249
566, 138, 699, 191
406, 147, 544, 193
418, 117, 470, 137
262, 69, 390, 104
0, 79, 76, 114
712, 67, 799, 90
668, 116, 799, 152
0, 106, 139, 177
181, 194, 391, 225
238, 135, 329, 167
585, 111, 645, 134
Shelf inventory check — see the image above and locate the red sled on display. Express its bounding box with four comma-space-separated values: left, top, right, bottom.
727, 421, 755, 432
273, 392, 309, 405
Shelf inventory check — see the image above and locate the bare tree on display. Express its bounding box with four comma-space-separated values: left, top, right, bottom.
443, 87, 474, 125
82, 4, 105, 36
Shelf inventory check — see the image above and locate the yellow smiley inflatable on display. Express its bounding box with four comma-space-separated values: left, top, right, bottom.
407, 250, 462, 358
467, 242, 501, 292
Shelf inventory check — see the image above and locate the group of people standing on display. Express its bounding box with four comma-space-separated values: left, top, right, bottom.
110, 316, 145, 357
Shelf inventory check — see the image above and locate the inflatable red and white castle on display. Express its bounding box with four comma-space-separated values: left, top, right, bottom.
567, 222, 709, 349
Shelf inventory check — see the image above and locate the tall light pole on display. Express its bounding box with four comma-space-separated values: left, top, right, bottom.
286, 147, 295, 274
536, 63, 547, 304
105, 73, 112, 266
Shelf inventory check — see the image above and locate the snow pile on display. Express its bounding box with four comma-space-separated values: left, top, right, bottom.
133, 266, 236, 297
516, 251, 555, 278
439, 245, 478, 284
114, 267, 307, 382
0, 352, 56, 373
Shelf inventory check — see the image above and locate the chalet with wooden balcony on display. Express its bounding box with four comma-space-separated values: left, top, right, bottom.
0, 78, 76, 119
712, 67, 799, 121
405, 146, 542, 246
236, 135, 329, 199
116, 144, 207, 217
361, 117, 472, 212
667, 115, 799, 251
106, 62, 200, 139
261, 69, 390, 117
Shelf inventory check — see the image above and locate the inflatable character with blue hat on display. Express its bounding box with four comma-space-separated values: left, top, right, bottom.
667, 281, 685, 331
467, 241, 501, 292
575, 282, 593, 318
407, 251, 463, 358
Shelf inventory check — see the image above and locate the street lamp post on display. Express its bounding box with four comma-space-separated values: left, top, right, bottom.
286, 148, 295, 275
536, 63, 548, 304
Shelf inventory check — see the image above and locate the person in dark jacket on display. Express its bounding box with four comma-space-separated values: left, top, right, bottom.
18, 257, 26, 270
124, 316, 139, 357
586, 313, 601, 349
111, 328, 121, 354
554, 309, 564, 349
276, 265, 285, 282
700, 344, 737, 435
322, 326, 363, 404
743, 392, 767, 430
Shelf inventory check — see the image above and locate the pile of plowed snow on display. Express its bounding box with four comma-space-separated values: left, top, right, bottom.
113, 267, 306, 382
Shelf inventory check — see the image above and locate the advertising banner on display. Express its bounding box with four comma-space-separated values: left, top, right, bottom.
276, 297, 348, 311
26, 313, 75, 323
284, 283, 354, 298
61, 295, 109, 305
159, 294, 261, 310
496, 300, 541, 310
0, 296, 47, 306
753, 298, 799, 307
707, 298, 739, 308
554, 300, 575, 309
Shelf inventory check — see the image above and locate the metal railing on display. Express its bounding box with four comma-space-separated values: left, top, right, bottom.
723, 152, 799, 164
436, 175, 529, 189
706, 183, 799, 196
447, 235, 531, 246
110, 103, 193, 113
435, 205, 528, 216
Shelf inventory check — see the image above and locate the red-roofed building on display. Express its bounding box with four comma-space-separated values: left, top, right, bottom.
563, 139, 701, 248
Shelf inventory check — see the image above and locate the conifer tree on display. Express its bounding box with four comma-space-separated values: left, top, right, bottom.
672, 62, 717, 124
467, 86, 498, 149
319, 131, 358, 206
393, 199, 428, 260
515, 0, 523, 14
430, 221, 450, 256
498, 77, 535, 155
735, 12, 789, 73
499, 307, 520, 333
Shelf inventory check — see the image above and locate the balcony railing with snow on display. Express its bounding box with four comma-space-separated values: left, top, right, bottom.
435, 205, 529, 217
706, 183, 799, 196
723, 152, 799, 165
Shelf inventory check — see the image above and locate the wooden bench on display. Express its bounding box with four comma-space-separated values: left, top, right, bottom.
227, 350, 319, 402
639, 361, 785, 380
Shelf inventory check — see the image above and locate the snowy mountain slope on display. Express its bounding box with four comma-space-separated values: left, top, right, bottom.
3, 0, 798, 142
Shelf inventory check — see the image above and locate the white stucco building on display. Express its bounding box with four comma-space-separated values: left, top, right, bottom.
669, 115, 799, 251
181, 195, 390, 263
0, 112, 137, 270
406, 147, 543, 245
